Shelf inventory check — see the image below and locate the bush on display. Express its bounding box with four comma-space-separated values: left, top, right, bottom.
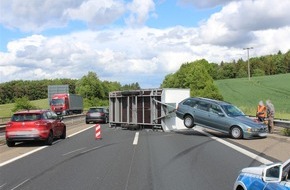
281, 128, 290, 136
12, 97, 37, 112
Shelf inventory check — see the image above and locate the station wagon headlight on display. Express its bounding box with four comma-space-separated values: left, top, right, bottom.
250, 128, 259, 132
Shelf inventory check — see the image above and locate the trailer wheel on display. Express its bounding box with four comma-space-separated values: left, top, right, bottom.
184, 115, 195, 128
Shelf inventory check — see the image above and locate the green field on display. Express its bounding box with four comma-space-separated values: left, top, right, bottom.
0, 99, 49, 120
215, 73, 290, 120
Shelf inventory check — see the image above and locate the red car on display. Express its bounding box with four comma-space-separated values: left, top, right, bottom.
5, 110, 66, 147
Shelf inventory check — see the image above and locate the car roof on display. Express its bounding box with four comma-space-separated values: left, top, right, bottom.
188, 97, 230, 106
14, 110, 48, 114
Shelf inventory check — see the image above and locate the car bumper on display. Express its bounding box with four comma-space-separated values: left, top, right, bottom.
86, 117, 106, 123
243, 131, 268, 139
6, 130, 50, 142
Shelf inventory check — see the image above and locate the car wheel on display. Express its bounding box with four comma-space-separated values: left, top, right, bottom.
6, 141, 15, 147
60, 127, 66, 139
184, 115, 195, 128
231, 126, 243, 139
86, 120, 89, 124
45, 131, 53, 145
236, 186, 244, 190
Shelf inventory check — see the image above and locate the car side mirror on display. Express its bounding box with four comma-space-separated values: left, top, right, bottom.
263, 163, 282, 183
217, 112, 225, 117
57, 115, 63, 121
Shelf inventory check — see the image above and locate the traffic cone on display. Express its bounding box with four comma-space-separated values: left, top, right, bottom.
95, 124, 102, 140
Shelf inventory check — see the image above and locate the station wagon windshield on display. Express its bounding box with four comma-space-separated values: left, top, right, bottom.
221, 105, 245, 117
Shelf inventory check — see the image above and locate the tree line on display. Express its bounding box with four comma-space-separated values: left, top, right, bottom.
209, 50, 290, 80
0, 72, 140, 106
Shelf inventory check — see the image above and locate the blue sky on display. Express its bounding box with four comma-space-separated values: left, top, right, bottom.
0, 0, 290, 88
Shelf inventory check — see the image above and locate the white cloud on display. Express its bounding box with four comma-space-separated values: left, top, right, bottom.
65, 0, 125, 26
125, 0, 155, 26
0, 0, 290, 87
196, 0, 290, 47
0, 0, 84, 32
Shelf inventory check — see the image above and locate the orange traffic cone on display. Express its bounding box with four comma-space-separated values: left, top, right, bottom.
95, 124, 102, 140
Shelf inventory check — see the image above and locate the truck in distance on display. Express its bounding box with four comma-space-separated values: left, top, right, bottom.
50, 93, 83, 115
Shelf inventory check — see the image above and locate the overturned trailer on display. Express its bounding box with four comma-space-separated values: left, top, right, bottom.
109, 88, 190, 131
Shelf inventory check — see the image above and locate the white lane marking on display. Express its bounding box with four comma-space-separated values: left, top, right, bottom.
10, 178, 30, 190
62, 147, 87, 156
68, 125, 96, 138
0, 125, 96, 167
194, 127, 273, 164
0, 183, 7, 188
133, 132, 139, 145
0, 146, 47, 167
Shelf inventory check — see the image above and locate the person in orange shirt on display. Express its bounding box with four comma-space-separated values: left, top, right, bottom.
256, 100, 267, 122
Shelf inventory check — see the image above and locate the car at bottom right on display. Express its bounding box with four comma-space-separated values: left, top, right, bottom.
234, 158, 290, 190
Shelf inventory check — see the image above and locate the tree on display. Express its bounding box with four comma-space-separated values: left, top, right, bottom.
161, 60, 223, 100
76, 72, 105, 100
12, 96, 37, 112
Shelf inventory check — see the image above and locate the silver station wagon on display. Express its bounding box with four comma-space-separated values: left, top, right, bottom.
176, 97, 268, 139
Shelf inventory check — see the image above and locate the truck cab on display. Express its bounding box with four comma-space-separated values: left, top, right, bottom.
50, 94, 69, 115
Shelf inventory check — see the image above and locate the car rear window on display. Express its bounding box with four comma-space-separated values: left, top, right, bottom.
11, 113, 42, 121
88, 108, 103, 113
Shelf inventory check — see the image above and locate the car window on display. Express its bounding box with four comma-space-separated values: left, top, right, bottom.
221, 104, 245, 116
183, 99, 197, 107
196, 101, 210, 111
50, 111, 58, 119
11, 113, 41, 121
88, 108, 98, 112
46, 112, 53, 119
209, 104, 222, 114
42, 112, 48, 119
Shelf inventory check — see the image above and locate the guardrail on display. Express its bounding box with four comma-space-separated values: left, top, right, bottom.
274, 120, 290, 129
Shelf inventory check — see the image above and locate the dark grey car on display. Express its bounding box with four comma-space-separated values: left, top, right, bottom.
176, 97, 267, 139
85, 107, 109, 124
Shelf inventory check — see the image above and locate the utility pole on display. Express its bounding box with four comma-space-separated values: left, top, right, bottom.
243, 47, 253, 80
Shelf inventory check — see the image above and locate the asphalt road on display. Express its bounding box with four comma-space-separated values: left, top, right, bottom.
0, 124, 272, 190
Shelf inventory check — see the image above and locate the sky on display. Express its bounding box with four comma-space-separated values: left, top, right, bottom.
0, 0, 290, 88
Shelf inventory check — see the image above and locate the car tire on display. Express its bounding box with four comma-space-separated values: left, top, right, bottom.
184, 115, 195, 128
231, 126, 243, 139
236, 186, 244, 190
45, 131, 53, 145
60, 127, 66, 139
6, 141, 15, 147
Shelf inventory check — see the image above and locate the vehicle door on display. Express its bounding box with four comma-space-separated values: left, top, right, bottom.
178, 98, 198, 118
46, 111, 58, 136
207, 104, 230, 132
51, 111, 62, 136
194, 101, 211, 126
264, 182, 290, 190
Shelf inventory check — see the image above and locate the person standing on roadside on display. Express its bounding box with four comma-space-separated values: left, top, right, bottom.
266, 99, 275, 133
256, 100, 267, 122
